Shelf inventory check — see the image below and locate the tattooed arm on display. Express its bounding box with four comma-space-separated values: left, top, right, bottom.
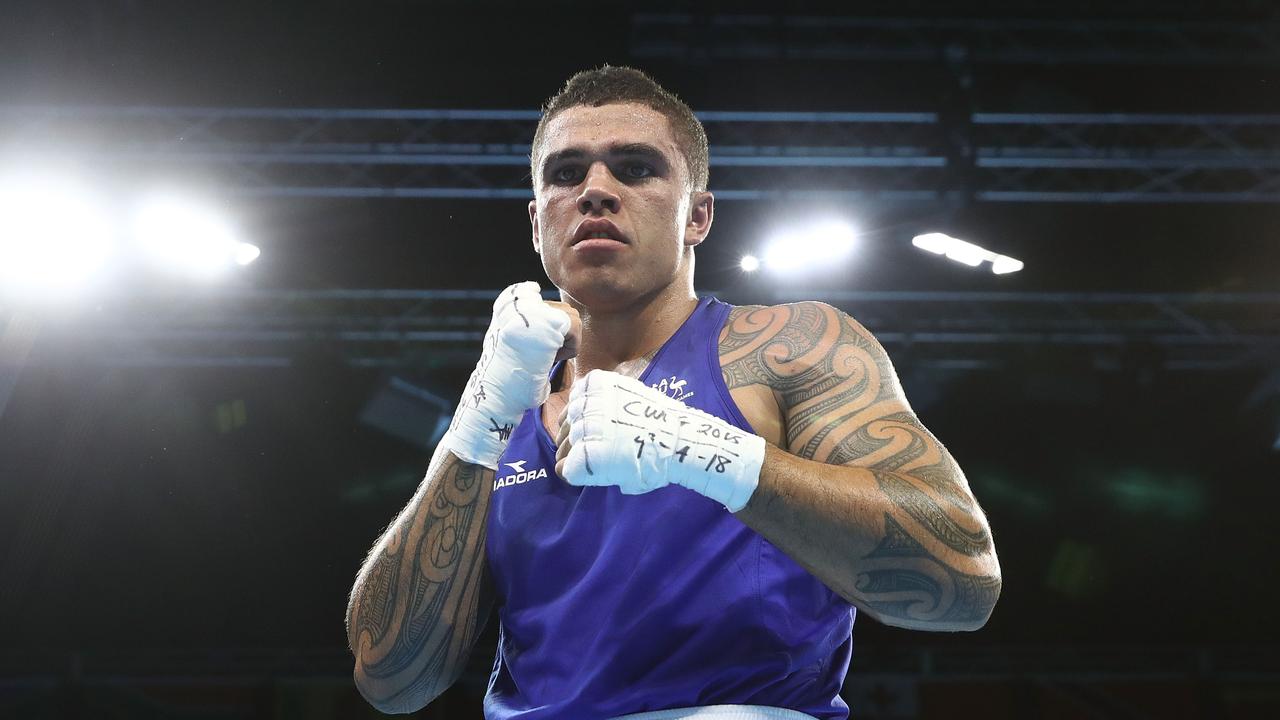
345, 446, 497, 713
722, 302, 1001, 631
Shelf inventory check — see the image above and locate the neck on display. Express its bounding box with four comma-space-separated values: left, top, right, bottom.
562, 279, 698, 383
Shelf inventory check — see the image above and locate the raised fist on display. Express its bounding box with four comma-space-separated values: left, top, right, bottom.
554, 369, 767, 512
440, 282, 572, 469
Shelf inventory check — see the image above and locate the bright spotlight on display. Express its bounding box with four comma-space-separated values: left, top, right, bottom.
739, 254, 760, 272
911, 232, 1023, 274
763, 220, 857, 275
233, 242, 261, 266
911, 232, 951, 255
991, 255, 1024, 275
943, 238, 987, 267
763, 241, 802, 273
0, 175, 116, 299
133, 195, 258, 278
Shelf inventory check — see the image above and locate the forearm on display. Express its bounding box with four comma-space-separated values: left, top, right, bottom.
346, 445, 496, 713
736, 444, 1001, 632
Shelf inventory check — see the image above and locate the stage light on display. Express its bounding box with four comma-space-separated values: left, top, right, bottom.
910, 232, 951, 255
739, 255, 760, 272
234, 240, 261, 266
991, 255, 1024, 275
911, 232, 1023, 274
0, 175, 116, 298
944, 238, 987, 267
762, 241, 800, 273
763, 219, 857, 275
133, 194, 258, 278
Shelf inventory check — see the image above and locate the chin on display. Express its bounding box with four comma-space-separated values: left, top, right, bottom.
557, 273, 643, 311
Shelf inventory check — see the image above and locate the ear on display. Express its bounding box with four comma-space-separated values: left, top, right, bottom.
683, 190, 714, 248
528, 199, 541, 254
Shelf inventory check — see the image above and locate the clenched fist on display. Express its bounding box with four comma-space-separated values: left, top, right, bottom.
554, 369, 766, 512
440, 282, 577, 469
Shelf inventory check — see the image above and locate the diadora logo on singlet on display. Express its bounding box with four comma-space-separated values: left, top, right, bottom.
493, 459, 548, 491
651, 374, 694, 402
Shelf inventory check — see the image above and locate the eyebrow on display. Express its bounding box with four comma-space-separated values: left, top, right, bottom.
541, 142, 669, 171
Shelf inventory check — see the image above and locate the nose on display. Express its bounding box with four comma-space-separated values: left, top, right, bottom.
576, 162, 620, 215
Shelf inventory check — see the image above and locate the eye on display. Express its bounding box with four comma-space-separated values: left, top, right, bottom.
551, 165, 582, 184
623, 163, 654, 179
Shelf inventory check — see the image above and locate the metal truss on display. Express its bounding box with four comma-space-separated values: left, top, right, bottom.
4, 106, 1279, 202
0, 107, 947, 202
12, 290, 1278, 371
973, 114, 1280, 202
0, 107, 547, 200
628, 14, 1280, 66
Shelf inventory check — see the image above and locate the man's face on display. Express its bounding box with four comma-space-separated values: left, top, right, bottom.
529, 102, 712, 310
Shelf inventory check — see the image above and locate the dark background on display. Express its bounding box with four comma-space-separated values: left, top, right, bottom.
1, 1, 1278, 718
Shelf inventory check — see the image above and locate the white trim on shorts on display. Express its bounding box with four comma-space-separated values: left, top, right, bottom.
609, 705, 819, 720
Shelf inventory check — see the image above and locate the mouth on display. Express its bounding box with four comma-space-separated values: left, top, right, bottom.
571, 219, 629, 246
572, 237, 628, 254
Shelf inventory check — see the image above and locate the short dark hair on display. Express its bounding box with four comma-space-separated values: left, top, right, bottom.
530, 65, 710, 192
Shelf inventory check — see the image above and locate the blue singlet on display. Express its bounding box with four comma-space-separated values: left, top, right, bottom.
484, 296, 855, 719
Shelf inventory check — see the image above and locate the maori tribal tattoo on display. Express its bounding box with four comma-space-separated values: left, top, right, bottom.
346, 451, 496, 710
719, 302, 998, 628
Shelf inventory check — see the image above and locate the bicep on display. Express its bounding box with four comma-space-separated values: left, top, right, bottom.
760, 303, 975, 503
777, 303, 989, 544
722, 302, 999, 626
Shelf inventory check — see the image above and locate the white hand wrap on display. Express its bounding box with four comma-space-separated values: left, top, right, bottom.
440, 281, 570, 469
562, 369, 766, 512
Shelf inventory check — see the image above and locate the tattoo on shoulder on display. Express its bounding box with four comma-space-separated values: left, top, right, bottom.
719, 302, 906, 456
720, 302, 997, 624
721, 301, 979, 505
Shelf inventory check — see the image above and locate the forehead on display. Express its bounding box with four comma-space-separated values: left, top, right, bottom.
538, 103, 680, 162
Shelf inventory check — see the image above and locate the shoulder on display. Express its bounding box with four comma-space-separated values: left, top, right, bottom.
720, 300, 872, 335
714, 300, 906, 453
718, 300, 889, 388
718, 300, 914, 462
